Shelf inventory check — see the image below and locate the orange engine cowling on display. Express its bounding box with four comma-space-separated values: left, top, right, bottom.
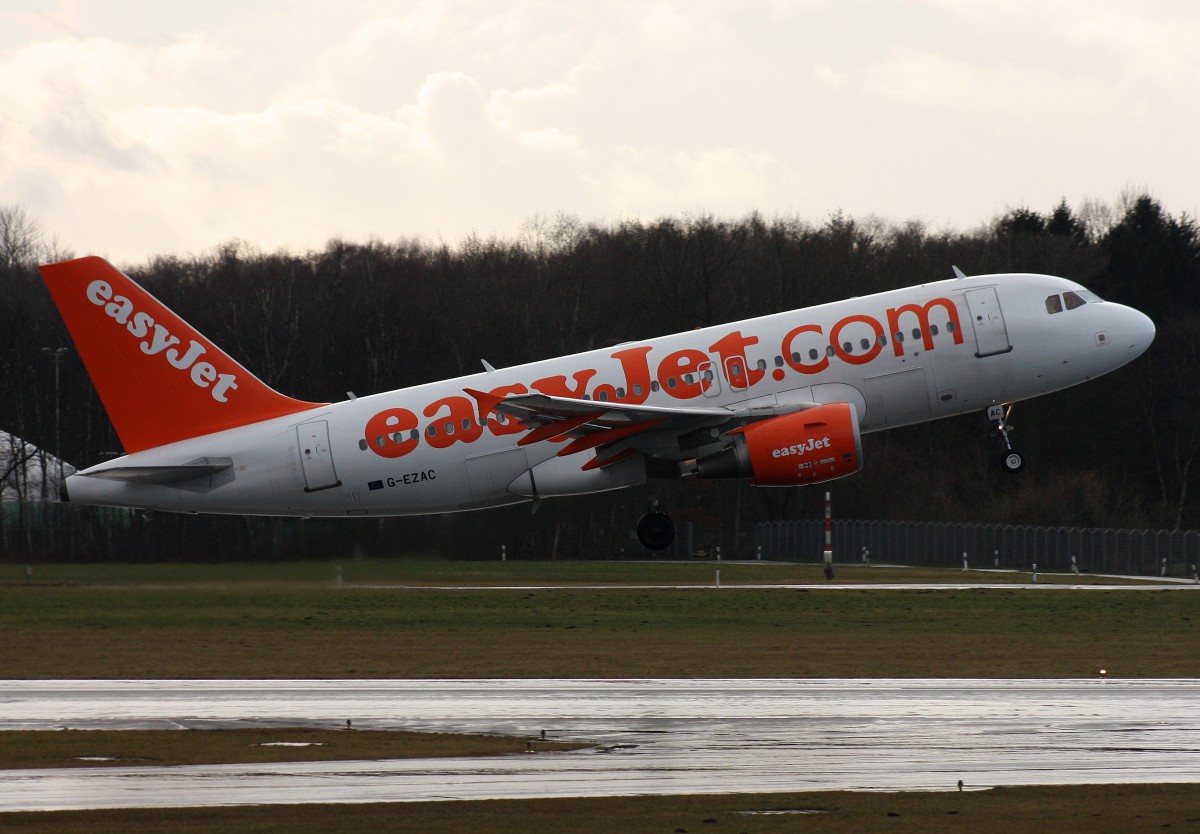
695, 403, 863, 486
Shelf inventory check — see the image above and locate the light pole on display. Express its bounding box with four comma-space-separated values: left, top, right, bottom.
40, 347, 67, 490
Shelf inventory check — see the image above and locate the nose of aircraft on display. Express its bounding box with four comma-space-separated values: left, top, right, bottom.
1118, 304, 1156, 358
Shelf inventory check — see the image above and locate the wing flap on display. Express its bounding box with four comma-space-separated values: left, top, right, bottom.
467, 390, 734, 427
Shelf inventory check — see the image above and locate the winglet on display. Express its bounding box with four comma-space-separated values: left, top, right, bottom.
40, 256, 326, 453
952, 265, 967, 280
464, 387, 506, 418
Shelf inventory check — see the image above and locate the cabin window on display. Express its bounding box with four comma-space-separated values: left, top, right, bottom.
878, 334, 888, 347
410, 429, 420, 439
774, 355, 784, 367
826, 345, 836, 357
930, 325, 939, 336
683, 373, 695, 385
1064, 290, 1087, 310
360, 439, 370, 451
651, 380, 661, 392
616, 387, 626, 399
597, 390, 610, 402
946, 321, 956, 333
667, 377, 677, 389
392, 432, 405, 443
791, 351, 802, 363
859, 338, 870, 350
756, 358, 767, 372
808, 349, 819, 361
1045, 295, 1063, 314
911, 328, 921, 340
461, 419, 471, 431
427, 425, 438, 437
842, 341, 853, 353
894, 331, 904, 343
633, 384, 643, 396
444, 421, 454, 435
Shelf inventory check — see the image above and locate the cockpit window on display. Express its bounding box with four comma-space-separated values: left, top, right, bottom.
1045, 295, 1063, 314
1063, 291, 1087, 310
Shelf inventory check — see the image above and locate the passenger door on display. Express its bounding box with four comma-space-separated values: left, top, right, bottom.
965, 287, 1012, 358
297, 420, 341, 492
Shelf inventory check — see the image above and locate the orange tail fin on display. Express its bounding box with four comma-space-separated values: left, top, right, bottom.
40, 256, 325, 453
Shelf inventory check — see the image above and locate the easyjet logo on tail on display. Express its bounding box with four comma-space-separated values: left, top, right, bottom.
85, 279, 239, 403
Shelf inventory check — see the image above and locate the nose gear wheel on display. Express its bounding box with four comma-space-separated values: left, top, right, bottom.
987, 403, 1025, 474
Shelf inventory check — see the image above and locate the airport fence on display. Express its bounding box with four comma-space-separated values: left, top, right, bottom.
752, 519, 1200, 579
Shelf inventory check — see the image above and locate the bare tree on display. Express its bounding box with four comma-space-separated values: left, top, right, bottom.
0, 205, 67, 269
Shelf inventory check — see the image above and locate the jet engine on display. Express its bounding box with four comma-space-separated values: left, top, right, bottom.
694, 402, 862, 486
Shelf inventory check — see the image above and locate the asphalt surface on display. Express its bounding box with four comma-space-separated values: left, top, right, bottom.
1, 678, 1198, 811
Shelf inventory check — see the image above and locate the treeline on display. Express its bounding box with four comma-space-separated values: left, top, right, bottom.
2, 194, 1199, 562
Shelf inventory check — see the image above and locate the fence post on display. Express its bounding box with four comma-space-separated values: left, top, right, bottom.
746, 519, 1199, 580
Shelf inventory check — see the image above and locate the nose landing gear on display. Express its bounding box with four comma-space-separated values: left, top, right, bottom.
988, 403, 1025, 474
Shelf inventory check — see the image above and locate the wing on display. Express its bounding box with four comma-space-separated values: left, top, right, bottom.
464, 389, 813, 471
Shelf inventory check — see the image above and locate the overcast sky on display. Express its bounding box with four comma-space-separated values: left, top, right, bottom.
2, 1, 1197, 265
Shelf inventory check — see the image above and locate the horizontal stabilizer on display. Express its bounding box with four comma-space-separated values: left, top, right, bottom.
82, 457, 233, 484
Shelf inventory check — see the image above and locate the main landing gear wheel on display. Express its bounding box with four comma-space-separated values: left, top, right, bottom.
636, 510, 676, 551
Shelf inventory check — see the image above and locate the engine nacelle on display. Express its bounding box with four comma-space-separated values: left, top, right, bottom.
695, 403, 862, 486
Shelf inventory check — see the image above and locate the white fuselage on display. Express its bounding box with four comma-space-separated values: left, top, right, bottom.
66, 273, 1155, 516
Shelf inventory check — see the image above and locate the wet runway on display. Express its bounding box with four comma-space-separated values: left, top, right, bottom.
1, 679, 1198, 811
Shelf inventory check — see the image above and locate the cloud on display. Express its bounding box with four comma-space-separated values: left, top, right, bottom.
600, 146, 782, 219
858, 47, 1111, 127
0, 1, 1197, 262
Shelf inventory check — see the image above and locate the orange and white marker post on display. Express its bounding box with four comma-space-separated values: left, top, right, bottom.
823, 492, 833, 566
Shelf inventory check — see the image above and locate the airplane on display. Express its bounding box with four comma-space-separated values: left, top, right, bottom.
40, 256, 1155, 550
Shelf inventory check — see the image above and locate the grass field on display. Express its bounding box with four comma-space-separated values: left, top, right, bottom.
0, 558, 1162, 587
0, 728, 580, 769
2, 785, 1199, 833
0, 560, 1194, 678
1, 559, 1196, 832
